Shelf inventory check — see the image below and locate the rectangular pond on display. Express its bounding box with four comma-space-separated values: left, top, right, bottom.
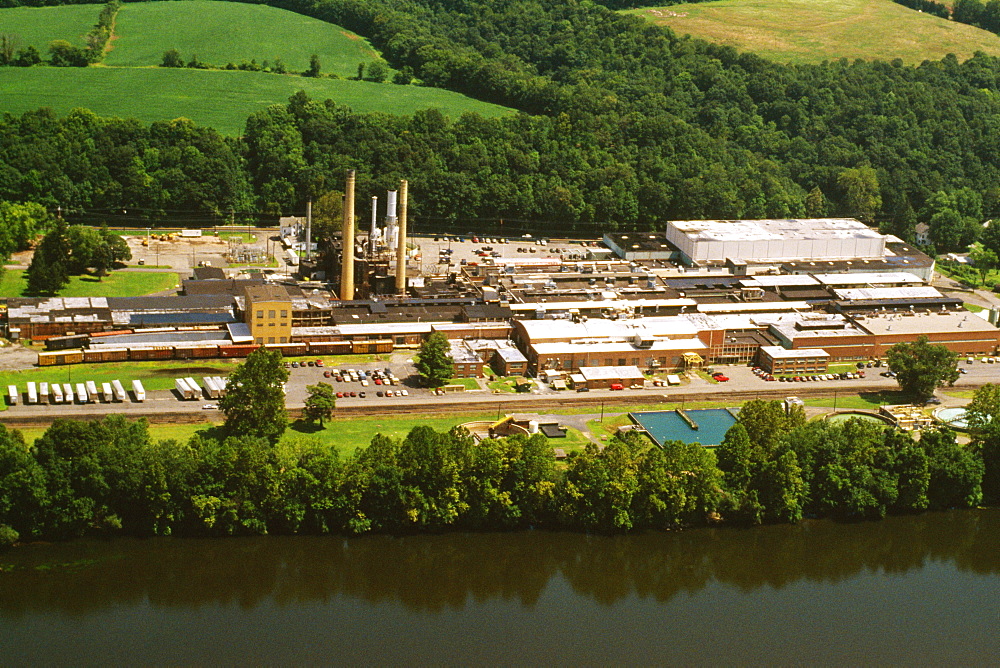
630, 408, 738, 447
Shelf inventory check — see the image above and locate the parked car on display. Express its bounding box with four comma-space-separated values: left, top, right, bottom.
609, 383, 624, 391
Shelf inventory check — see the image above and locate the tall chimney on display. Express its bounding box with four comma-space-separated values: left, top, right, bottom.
305, 199, 312, 262
370, 195, 378, 246
341, 169, 356, 300
395, 179, 408, 294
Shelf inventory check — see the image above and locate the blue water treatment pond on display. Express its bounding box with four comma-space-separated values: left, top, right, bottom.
630, 408, 739, 447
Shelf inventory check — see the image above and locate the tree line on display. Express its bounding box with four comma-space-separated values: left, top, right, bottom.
3, 374, 999, 546
10, 0, 1000, 246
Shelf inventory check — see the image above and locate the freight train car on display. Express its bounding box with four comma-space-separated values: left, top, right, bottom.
37, 350, 85, 366
305, 341, 353, 355
351, 339, 393, 354
219, 345, 258, 358
191, 345, 221, 358
267, 342, 309, 357
83, 347, 129, 363
44, 334, 91, 351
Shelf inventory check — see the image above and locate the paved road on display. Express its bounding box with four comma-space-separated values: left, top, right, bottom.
3, 357, 995, 427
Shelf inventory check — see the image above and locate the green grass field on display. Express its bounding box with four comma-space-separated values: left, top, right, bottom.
0, 4, 95, 51
0, 67, 514, 136
104, 1, 381, 75
0, 269, 177, 298
629, 0, 1000, 65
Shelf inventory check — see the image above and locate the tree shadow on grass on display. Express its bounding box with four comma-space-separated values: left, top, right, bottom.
290, 418, 324, 434
858, 390, 918, 406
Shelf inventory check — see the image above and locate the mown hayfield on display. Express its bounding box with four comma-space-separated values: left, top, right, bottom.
103, 1, 380, 76
0, 4, 95, 52
0, 67, 514, 136
629, 0, 1000, 65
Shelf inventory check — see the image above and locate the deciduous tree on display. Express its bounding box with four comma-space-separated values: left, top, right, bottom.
220, 348, 289, 442
886, 336, 960, 399
304, 382, 336, 426
415, 331, 454, 388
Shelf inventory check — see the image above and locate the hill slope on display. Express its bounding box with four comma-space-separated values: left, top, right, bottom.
103, 1, 379, 76
628, 0, 1000, 64
0, 4, 96, 51
0, 68, 514, 136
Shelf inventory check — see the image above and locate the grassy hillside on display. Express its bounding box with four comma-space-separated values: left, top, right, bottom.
629, 0, 1000, 65
103, 1, 380, 76
0, 67, 513, 135
0, 4, 94, 50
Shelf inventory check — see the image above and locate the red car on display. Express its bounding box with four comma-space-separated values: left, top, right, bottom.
609, 383, 624, 391
714, 375, 729, 382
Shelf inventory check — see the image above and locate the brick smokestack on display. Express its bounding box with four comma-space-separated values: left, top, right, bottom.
341, 169, 356, 300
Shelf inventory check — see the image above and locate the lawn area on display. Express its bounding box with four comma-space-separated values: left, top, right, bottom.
104, 1, 383, 76
0, 359, 242, 393
446, 377, 482, 390
0, 66, 514, 137
487, 376, 533, 393
629, 0, 1000, 65
801, 389, 919, 410
0, 269, 178, 298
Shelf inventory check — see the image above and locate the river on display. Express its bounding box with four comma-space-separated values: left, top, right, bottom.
2, 510, 999, 665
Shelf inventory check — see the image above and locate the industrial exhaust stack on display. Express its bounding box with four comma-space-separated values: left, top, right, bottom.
370, 195, 378, 247
341, 169, 356, 300
385, 189, 398, 249
395, 179, 408, 294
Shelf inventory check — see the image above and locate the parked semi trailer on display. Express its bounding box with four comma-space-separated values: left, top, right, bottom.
102, 382, 113, 402
7, 385, 18, 405
39, 382, 49, 404
52, 383, 64, 403
132, 379, 146, 402
76, 382, 88, 403
184, 377, 202, 398
63, 383, 74, 403
175, 378, 196, 400
86, 381, 98, 402
27, 382, 37, 404
112, 379, 127, 402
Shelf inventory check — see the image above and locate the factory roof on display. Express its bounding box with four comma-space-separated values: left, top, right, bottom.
107, 295, 234, 311
696, 301, 812, 314
337, 322, 436, 335
814, 272, 925, 286
834, 287, 942, 301
517, 316, 700, 342
858, 310, 999, 336
531, 338, 707, 355
508, 298, 697, 312
244, 284, 292, 303
759, 345, 830, 359
740, 275, 821, 288
579, 366, 646, 381
668, 218, 881, 242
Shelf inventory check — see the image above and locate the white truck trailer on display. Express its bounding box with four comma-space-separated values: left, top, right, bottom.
132, 379, 146, 402
185, 377, 202, 398
214, 376, 228, 397
7, 385, 18, 405
112, 379, 127, 402
175, 377, 196, 400
76, 382, 88, 403
203, 376, 221, 399
102, 382, 113, 402
63, 383, 74, 403
27, 382, 37, 404
52, 383, 64, 404
39, 382, 49, 404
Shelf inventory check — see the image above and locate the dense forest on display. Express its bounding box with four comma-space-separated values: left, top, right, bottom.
3, 391, 1000, 545
4, 0, 1000, 245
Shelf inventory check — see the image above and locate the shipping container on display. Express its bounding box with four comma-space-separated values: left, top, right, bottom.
112, 379, 127, 402
52, 384, 64, 403
39, 382, 49, 404
63, 383, 74, 403
132, 380, 146, 402
76, 382, 89, 403
27, 382, 37, 404
7, 385, 18, 405
86, 380, 98, 400
101, 382, 113, 402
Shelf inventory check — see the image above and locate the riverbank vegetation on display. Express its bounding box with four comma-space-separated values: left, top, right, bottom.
3, 388, 999, 545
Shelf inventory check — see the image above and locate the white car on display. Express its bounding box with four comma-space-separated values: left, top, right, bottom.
202, 404, 218, 410
401, 389, 409, 396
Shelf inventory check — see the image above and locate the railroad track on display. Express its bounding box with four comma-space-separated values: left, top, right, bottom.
1, 379, 984, 429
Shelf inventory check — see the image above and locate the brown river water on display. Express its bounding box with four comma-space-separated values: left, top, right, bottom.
2, 509, 999, 665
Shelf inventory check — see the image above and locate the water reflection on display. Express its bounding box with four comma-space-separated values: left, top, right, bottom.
1, 509, 999, 617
